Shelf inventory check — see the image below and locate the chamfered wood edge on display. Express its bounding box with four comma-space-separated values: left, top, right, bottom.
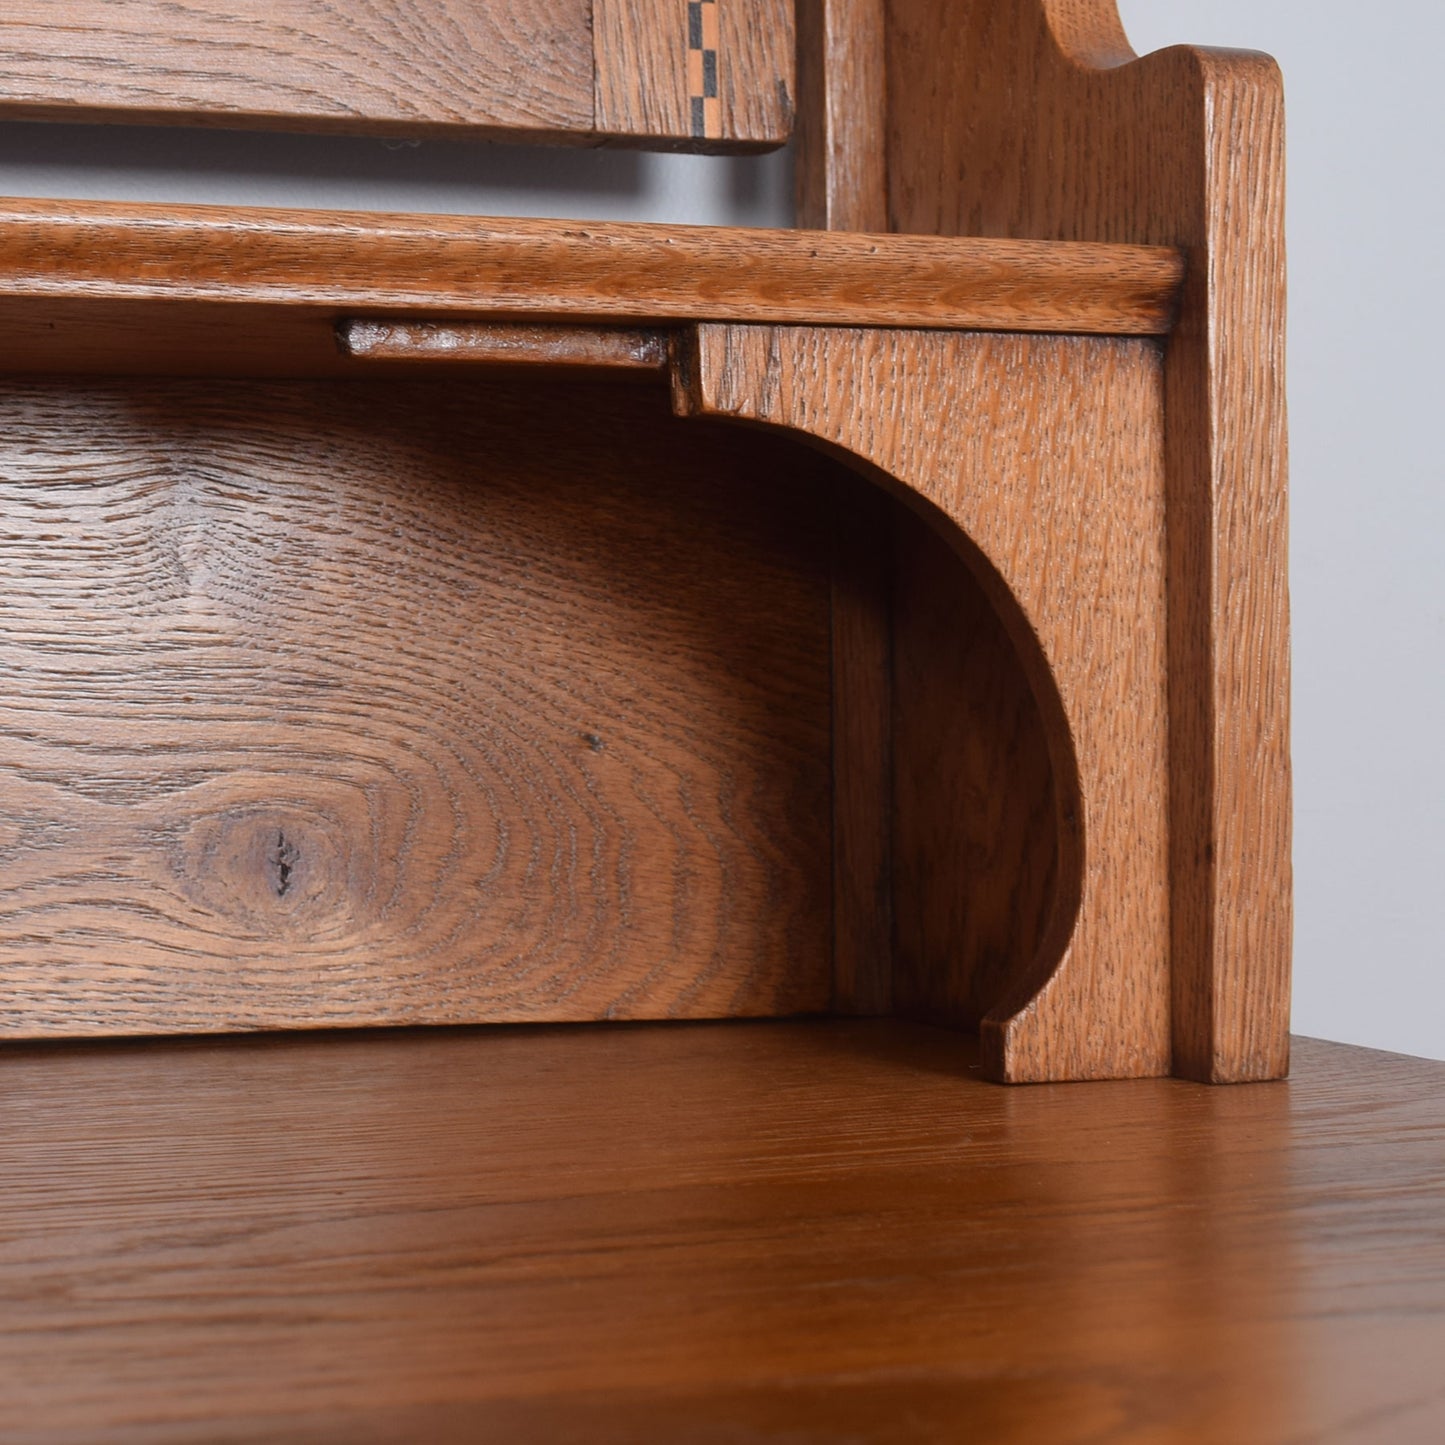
0, 197, 1185, 341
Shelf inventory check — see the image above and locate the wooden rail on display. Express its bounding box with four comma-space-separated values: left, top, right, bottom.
0, 198, 1185, 338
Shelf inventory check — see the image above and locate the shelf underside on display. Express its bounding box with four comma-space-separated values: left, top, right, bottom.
3, 1021, 1442, 1442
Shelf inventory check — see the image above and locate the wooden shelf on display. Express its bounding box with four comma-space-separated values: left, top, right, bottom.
0, 197, 1184, 378
0, 0, 796, 151
3, 1021, 1441, 1441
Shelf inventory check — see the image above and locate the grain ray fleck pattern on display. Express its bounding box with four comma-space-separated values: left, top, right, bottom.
685, 324, 1171, 1081
0, 0, 594, 137
0, 377, 834, 1035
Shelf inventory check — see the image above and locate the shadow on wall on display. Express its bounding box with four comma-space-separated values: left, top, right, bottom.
0, 120, 795, 226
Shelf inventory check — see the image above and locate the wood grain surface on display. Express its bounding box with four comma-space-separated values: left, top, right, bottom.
713, 0, 795, 147
679, 324, 1172, 1082
593, 0, 695, 142
875, 0, 1291, 1081
795, 0, 888, 230
890, 504, 1059, 1032
0, 0, 594, 139
0, 0, 792, 149
594, 0, 794, 148
0, 375, 838, 1035
0, 197, 1185, 341
2, 1022, 1441, 1442
828, 473, 894, 1015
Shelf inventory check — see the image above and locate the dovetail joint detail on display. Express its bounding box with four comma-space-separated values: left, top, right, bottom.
687, 1, 721, 139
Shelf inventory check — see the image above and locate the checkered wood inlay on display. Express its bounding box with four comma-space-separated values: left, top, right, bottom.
687, 0, 720, 139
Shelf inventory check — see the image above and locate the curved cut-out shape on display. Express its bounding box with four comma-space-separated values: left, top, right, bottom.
677, 321, 1173, 1082
1035, 0, 1134, 71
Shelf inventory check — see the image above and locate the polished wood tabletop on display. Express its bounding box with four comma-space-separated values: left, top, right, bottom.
3, 1020, 1442, 1442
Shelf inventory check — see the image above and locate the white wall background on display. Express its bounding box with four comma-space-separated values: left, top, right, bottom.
0, 119, 793, 226
0, 1, 1438, 1058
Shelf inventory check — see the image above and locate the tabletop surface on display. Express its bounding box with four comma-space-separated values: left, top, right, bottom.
3, 1018, 1442, 1443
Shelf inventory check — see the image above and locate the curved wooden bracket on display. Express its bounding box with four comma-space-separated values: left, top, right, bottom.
674, 321, 1172, 1083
